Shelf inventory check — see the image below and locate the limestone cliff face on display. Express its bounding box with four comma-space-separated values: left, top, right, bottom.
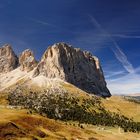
0, 44, 18, 73
0, 43, 111, 97
19, 49, 37, 72
33, 43, 111, 97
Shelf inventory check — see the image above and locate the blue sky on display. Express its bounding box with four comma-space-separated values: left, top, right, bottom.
0, 0, 140, 94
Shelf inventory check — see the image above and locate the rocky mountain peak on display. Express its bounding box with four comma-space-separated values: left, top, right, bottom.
0, 44, 18, 73
0, 42, 111, 97
33, 42, 111, 97
19, 49, 37, 72
0, 44, 14, 56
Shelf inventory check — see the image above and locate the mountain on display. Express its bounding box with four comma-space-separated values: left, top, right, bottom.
19, 49, 38, 72
0, 44, 18, 73
0, 42, 111, 97
0, 43, 140, 140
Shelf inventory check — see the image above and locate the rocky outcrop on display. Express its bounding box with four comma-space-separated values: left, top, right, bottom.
33, 43, 111, 97
19, 49, 37, 72
0, 44, 18, 73
0, 42, 111, 97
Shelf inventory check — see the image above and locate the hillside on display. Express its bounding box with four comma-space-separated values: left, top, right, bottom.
0, 93, 140, 140
103, 96, 140, 122
127, 93, 140, 97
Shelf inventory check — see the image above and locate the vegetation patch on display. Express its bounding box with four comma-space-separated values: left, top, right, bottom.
8, 89, 140, 133
123, 96, 140, 104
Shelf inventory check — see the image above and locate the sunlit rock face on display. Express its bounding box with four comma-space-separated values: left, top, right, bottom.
19, 49, 37, 72
0, 44, 18, 73
0, 43, 111, 97
33, 43, 111, 97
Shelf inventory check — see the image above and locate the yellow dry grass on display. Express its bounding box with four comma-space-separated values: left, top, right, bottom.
102, 96, 140, 121
0, 82, 140, 139
0, 107, 139, 140
61, 82, 91, 98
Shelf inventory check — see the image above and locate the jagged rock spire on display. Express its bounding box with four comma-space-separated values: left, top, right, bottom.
0, 44, 18, 73
19, 49, 37, 72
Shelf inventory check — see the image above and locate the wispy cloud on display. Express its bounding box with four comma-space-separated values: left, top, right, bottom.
105, 70, 125, 79
87, 15, 140, 94
112, 34, 140, 39
98, 34, 140, 39
28, 17, 81, 35
103, 61, 140, 94
89, 15, 135, 73
111, 42, 135, 73
107, 67, 140, 94
28, 17, 57, 27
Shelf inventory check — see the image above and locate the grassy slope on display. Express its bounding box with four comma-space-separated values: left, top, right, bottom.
0, 80, 140, 139
102, 96, 140, 122
0, 90, 140, 139
63, 83, 140, 122
0, 107, 140, 140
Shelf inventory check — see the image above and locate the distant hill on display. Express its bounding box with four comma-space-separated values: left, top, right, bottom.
128, 93, 140, 96
126, 93, 140, 100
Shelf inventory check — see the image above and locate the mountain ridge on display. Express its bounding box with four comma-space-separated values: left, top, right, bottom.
0, 42, 111, 97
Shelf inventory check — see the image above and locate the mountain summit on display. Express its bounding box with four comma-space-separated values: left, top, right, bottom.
33, 43, 111, 97
0, 44, 18, 73
0, 42, 111, 97
19, 49, 37, 72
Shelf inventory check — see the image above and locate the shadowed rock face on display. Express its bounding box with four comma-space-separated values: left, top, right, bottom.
33, 43, 111, 97
0, 44, 18, 73
19, 49, 37, 72
0, 43, 111, 97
